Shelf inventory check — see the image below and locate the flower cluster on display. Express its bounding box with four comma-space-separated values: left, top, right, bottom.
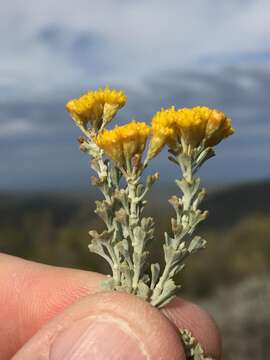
95, 121, 150, 167
148, 106, 234, 158
66, 87, 127, 130
67, 86, 234, 358
66, 87, 234, 307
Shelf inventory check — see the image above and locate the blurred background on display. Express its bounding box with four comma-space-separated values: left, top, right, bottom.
1, 1, 270, 358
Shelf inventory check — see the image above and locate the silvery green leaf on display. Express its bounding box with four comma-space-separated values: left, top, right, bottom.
94, 200, 111, 223
169, 263, 185, 278
188, 236, 207, 254
150, 263, 160, 290
192, 188, 206, 210
90, 158, 100, 172
110, 164, 122, 185
89, 229, 114, 243
146, 172, 160, 188
100, 277, 115, 291
136, 183, 145, 197
171, 217, 182, 236
116, 240, 131, 261
170, 250, 186, 269
114, 189, 129, 208
141, 217, 154, 232
188, 211, 208, 234
158, 294, 177, 308
163, 244, 172, 262
115, 208, 128, 225
140, 251, 150, 268
133, 226, 146, 247
88, 239, 103, 254
141, 274, 150, 284
192, 344, 205, 360
137, 280, 150, 300
164, 232, 175, 247
190, 178, 201, 199
195, 147, 215, 170
175, 179, 189, 194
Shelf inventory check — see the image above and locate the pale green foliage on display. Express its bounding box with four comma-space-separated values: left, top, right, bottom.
150, 146, 212, 307
179, 329, 214, 360
81, 135, 214, 307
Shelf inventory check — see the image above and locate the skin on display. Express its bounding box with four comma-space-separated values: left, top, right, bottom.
0, 253, 221, 359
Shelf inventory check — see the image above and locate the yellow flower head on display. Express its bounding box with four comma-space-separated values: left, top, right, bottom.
205, 109, 234, 146
148, 106, 234, 157
95, 121, 150, 166
148, 107, 178, 159
176, 107, 211, 148
66, 87, 127, 130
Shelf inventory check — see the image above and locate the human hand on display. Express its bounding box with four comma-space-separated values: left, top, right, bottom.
0, 253, 221, 359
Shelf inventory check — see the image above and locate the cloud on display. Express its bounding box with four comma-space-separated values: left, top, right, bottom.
0, 61, 269, 190
1, 0, 270, 100
1, 1, 270, 189
0, 119, 40, 137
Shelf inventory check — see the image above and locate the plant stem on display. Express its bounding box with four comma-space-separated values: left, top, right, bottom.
151, 152, 198, 307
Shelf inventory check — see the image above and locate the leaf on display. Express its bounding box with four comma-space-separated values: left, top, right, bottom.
169, 263, 185, 278
137, 280, 150, 300
146, 172, 159, 188
114, 189, 129, 208
100, 277, 115, 291
94, 200, 111, 223
188, 236, 207, 254
116, 239, 132, 265
133, 226, 146, 247
150, 263, 160, 290
88, 229, 114, 243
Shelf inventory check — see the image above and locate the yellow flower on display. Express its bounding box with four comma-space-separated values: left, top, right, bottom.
205, 110, 234, 146
148, 106, 234, 158
148, 107, 178, 159
66, 87, 127, 130
176, 107, 211, 148
95, 121, 150, 166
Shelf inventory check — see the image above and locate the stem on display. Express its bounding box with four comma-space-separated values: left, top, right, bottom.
151, 152, 198, 307
126, 175, 141, 291
124, 166, 150, 293
89, 143, 122, 284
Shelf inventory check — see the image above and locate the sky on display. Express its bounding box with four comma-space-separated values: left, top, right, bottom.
1, 0, 270, 191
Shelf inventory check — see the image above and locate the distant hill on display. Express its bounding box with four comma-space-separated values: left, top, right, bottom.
203, 179, 270, 229
0, 178, 269, 230
1, 179, 270, 298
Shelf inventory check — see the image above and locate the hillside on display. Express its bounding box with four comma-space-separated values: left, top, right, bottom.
0, 178, 270, 299
1, 178, 269, 230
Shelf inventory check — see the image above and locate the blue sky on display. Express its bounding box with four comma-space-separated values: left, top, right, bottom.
0, 0, 270, 191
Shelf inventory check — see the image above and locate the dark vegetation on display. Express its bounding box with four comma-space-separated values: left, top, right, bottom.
1, 179, 270, 359
1, 178, 270, 299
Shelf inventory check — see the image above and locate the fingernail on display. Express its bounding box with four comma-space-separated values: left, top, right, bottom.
50, 316, 147, 359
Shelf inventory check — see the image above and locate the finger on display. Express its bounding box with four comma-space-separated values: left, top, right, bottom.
162, 297, 221, 359
0, 253, 104, 359
1, 253, 221, 359
13, 292, 185, 360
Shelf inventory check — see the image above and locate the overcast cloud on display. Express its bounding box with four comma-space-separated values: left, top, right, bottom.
0, 1, 269, 190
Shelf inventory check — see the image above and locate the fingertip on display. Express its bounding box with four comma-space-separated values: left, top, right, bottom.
0, 253, 105, 359
14, 292, 186, 359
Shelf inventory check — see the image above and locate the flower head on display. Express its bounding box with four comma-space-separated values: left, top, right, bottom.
205, 110, 234, 146
148, 107, 178, 159
176, 107, 211, 148
95, 121, 150, 166
66, 87, 127, 130
148, 106, 234, 158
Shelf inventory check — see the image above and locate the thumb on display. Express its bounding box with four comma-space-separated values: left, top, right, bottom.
13, 292, 185, 359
